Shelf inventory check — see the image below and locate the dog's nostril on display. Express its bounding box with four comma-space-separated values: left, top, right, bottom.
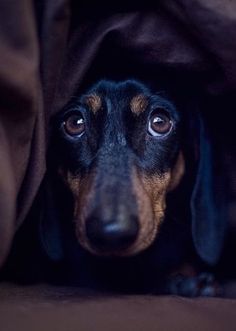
86, 216, 139, 252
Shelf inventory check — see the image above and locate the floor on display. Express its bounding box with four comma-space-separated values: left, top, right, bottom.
0, 283, 236, 331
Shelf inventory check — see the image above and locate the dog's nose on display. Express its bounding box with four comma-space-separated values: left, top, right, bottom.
86, 216, 139, 252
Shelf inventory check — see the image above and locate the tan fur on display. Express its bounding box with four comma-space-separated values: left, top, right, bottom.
66, 171, 81, 196
84, 94, 102, 114
65, 171, 98, 253
125, 169, 170, 254
168, 152, 185, 191
130, 95, 148, 115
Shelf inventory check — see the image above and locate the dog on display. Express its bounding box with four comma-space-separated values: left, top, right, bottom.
35, 79, 225, 295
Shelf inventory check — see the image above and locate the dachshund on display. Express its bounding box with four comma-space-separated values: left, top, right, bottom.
5, 79, 226, 296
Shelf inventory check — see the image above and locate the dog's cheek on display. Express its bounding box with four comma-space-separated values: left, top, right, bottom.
65, 171, 95, 248
130, 169, 170, 253
132, 169, 155, 244
138, 171, 171, 221
167, 152, 185, 192
65, 171, 81, 196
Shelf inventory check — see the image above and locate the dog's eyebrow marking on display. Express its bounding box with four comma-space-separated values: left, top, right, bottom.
130, 94, 148, 115
84, 94, 102, 114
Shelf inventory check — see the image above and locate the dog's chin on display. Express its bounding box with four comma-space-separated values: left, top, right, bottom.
75, 216, 162, 258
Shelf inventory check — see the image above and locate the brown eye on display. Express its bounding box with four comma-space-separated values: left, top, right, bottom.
63, 113, 85, 137
148, 110, 173, 137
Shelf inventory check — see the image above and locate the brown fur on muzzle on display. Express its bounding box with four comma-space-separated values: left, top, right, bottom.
63, 152, 185, 256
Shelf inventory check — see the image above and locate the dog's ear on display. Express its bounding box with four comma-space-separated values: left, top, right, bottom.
39, 176, 65, 262
191, 117, 226, 265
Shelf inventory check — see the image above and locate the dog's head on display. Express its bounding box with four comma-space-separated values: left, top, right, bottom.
42, 80, 225, 266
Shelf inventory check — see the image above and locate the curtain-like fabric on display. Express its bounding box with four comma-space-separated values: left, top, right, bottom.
0, 1, 44, 265
0, 0, 235, 265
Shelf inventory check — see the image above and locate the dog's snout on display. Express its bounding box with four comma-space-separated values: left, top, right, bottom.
85, 215, 139, 253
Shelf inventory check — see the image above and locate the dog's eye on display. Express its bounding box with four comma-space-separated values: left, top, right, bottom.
63, 113, 85, 137
148, 110, 173, 137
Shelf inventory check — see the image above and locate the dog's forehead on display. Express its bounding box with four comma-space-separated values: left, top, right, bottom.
82, 80, 150, 115
88, 80, 150, 97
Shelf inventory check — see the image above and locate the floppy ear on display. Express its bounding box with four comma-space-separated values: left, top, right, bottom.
39, 176, 65, 262
191, 118, 226, 265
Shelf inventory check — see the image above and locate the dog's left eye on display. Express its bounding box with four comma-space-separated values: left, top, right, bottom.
63, 113, 85, 137
148, 110, 173, 137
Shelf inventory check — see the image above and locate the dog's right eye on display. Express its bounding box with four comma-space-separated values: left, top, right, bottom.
63, 113, 85, 137
148, 109, 173, 137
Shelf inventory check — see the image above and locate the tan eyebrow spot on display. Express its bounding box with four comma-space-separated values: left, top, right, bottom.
84, 94, 102, 114
130, 95, 148, 115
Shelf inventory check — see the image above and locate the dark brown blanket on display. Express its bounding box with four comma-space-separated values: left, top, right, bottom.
1, 0, 236, 265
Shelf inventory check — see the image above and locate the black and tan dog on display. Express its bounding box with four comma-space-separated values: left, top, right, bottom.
39, 79, 225, 295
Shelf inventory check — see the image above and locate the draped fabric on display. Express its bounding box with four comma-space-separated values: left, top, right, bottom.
0, 0, 236, 265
